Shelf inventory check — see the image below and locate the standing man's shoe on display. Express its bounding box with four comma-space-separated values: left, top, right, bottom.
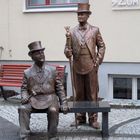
20, 130, 30, 139
70, 119, 86, 127
89, 121, 100, 129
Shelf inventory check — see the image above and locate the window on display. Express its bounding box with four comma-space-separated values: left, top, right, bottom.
24, 0, 89, 12
109, 75, 140, 100
113, 77, 132, 99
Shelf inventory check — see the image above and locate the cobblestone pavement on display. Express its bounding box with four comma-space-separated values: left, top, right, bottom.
0, 98, 140, 140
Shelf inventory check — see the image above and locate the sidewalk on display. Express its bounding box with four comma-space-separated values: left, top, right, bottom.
0, 97, 140, 140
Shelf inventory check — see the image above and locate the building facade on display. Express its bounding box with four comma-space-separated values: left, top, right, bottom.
0, 0, 140, 101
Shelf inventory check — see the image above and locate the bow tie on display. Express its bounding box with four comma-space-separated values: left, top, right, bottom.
79, 26, 87, 30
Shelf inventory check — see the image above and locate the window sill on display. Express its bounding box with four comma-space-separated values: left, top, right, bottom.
23, 6, 77, 13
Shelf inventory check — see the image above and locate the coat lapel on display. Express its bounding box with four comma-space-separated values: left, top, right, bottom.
84, 24, 92, 44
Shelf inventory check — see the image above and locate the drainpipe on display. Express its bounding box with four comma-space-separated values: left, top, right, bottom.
0, 46, 4, 59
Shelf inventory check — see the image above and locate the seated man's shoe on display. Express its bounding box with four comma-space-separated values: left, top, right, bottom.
70, 120, 86, 127
20, 130, 30, 139
89, 121, 100, 129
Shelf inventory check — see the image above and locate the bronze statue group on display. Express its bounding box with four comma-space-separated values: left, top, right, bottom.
18, 3, 105, 140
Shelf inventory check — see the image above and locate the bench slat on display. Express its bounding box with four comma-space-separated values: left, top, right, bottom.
1, 74, 24, 77
2, 64, 31, 68
0, 82, 22, 87
0, 77, 23, 80
0, 80, 22, 83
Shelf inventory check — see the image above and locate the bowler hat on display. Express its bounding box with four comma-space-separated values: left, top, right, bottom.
77, 3, 91, 14
28, 41, 45, 55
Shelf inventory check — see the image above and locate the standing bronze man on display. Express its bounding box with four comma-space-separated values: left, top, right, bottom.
18, 41, 68, 140
64, 3, 105, 129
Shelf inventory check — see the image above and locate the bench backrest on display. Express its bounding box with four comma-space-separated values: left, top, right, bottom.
0, 64, 31, 87
0, 64, 66, 88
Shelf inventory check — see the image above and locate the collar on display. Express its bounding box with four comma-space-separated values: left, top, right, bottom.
34, 63, 45, 73
78, 23, 89, 31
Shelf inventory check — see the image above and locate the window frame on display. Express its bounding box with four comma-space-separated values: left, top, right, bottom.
23, 0, 88, 13
108, 74, 140, 100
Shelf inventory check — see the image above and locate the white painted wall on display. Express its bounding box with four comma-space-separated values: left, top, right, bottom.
0, 0, 140, 62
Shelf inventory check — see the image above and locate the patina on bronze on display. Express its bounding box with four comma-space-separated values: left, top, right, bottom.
64, 3, 106, 129
18, 41, 68, 140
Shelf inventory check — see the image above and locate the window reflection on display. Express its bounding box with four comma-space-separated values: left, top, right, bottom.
28, 0, 89, 5
51, 0, 88, 4
29, 0, 46, 5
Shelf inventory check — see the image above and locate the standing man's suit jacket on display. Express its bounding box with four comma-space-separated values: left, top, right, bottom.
70, 23, 105, 65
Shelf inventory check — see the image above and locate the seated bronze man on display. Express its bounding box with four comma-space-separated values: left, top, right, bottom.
18, 41, 68, 140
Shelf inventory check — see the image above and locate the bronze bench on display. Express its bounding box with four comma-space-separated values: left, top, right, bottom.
31, 101, 111, 137
67, 101, 111, 137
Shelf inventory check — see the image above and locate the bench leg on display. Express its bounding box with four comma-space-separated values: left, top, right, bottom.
0, 86, 7, 100
102, 112, 109, 137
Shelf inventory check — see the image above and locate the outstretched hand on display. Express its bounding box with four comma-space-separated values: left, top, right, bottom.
60, 102, 69, 114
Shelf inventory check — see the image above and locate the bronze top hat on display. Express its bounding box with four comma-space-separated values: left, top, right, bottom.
77, 3, 91, 14
28, 41, 45, 55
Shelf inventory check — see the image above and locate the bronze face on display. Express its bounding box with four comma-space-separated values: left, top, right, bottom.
77, 12, 89, 25
31, 50, 45, 63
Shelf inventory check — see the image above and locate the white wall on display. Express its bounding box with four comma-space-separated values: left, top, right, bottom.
0, 0, 9, 59
0, 0, 140, 62
91, 0, 140, 62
